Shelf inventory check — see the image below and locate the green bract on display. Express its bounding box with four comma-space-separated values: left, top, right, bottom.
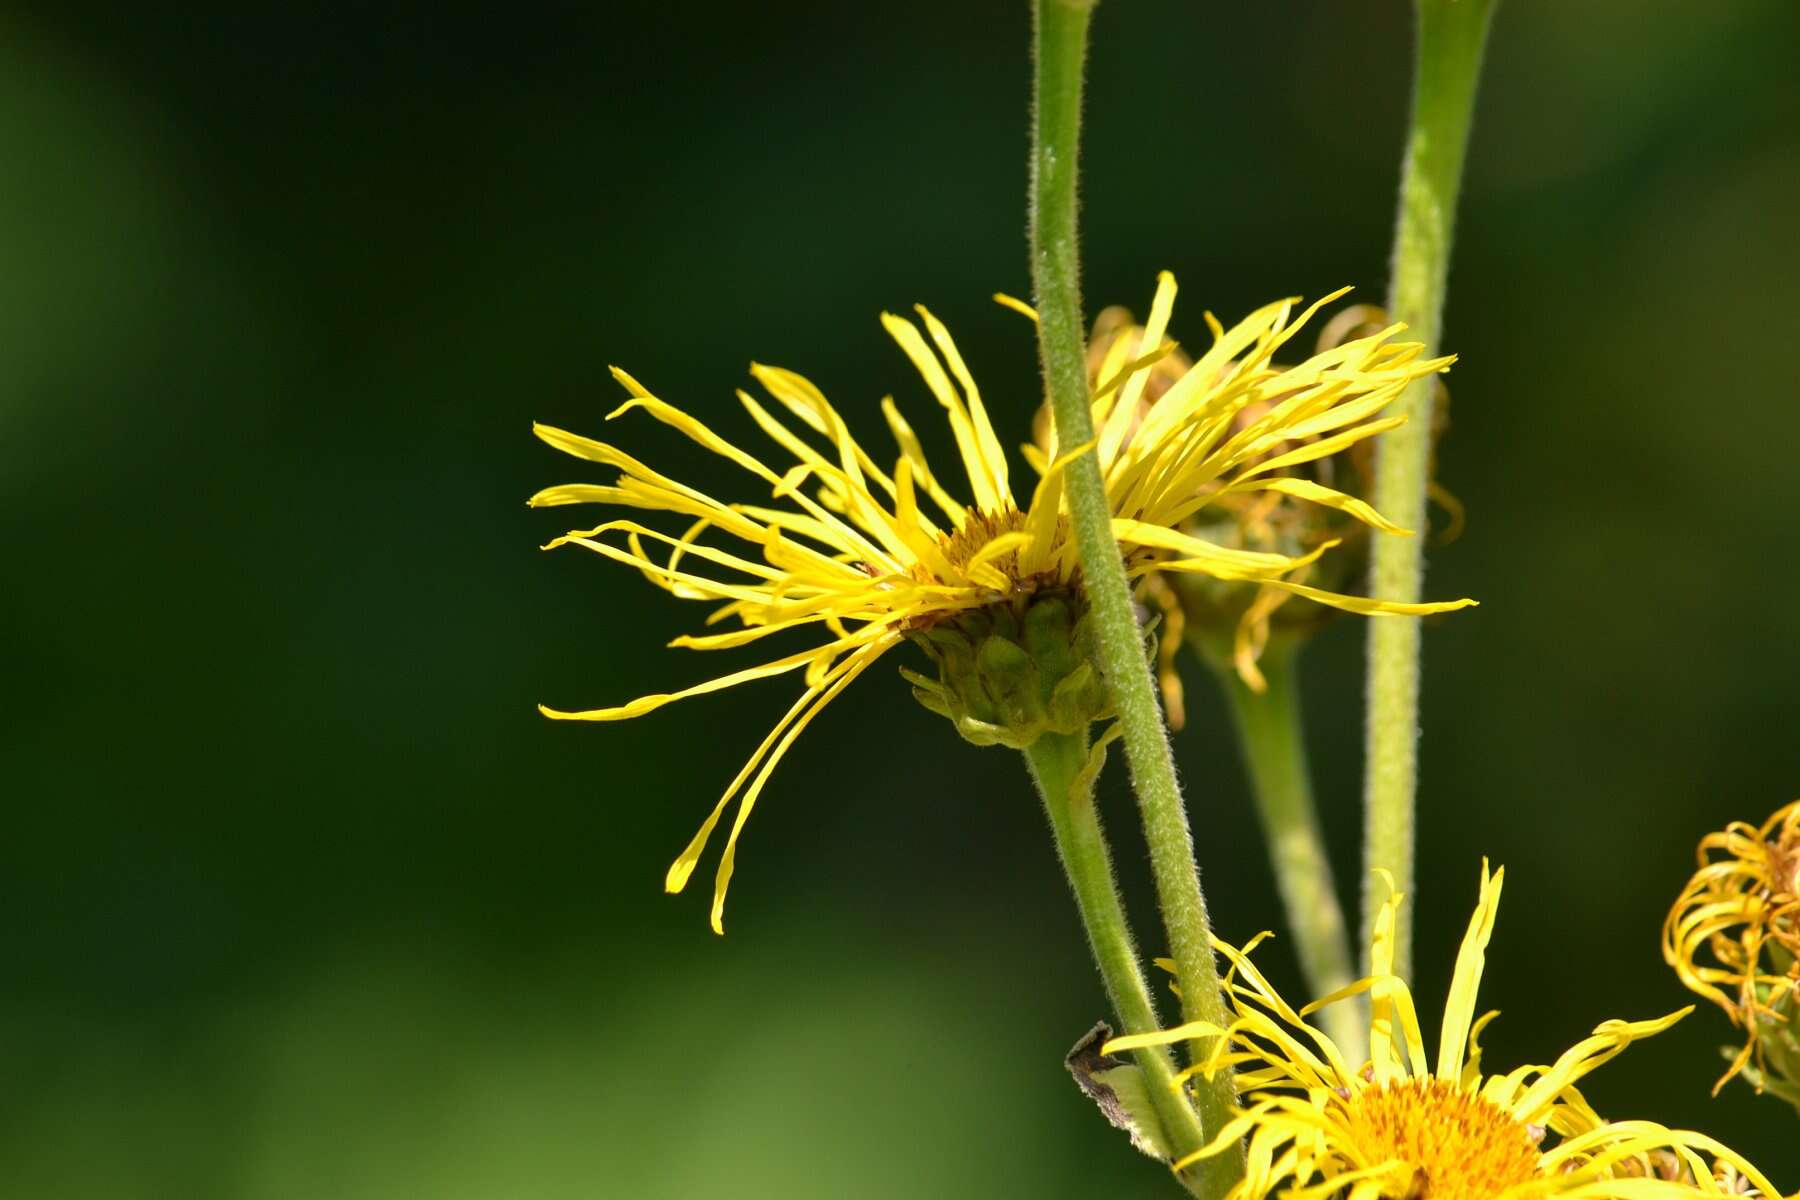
902, 590, 1111, 750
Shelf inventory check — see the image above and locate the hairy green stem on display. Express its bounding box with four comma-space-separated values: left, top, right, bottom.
1024, 731, 1210, 1195
1362, 0, 1498, 981
1208, 638, 1365, 1060
1029, 1, 1242, 1188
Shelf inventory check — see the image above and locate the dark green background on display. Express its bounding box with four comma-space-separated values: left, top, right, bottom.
7, 3, 1797, 1195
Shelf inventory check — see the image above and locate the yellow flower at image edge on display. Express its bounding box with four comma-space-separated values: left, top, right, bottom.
1664, 799, 1800, 1093
531, 273, 1474, 931
1107, 866, 1781, 1199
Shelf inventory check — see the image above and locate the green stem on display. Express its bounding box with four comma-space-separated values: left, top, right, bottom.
1023, 731, 1210, 1196
1029, 1, 1242, 1188
1362, 0, 1498, 981
1208, 638, 1365, 1061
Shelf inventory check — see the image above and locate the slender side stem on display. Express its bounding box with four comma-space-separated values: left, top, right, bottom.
1209, 639, 1365, 1061
1024, 731, 1209, 1196
1362, 0, 1498, 981
1029, 1, 1242, 1188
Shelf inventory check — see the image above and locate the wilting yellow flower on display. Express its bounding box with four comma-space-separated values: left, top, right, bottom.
1108, 865, 1780, 1198
531, 272, 1473, 931
1664, 799, 1800, 1095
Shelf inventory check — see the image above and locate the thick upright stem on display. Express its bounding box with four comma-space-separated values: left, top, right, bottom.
1024, 731, 1208, 1195
1362, 0, 1498, 981
1212, 640, 1365, 1061
1029, 1, 1242, 1187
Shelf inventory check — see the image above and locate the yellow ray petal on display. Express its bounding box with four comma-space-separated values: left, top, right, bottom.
1101, 1021, 1229, 1055
1019, 441, 1049, 477
1368, 870, 1401, 1083
662, 637, 880, 898
540, 638, 858, 723
1097, 270, 1176, 472
964, 531, 1034, 574
528, 483, 636, 508
544, 530, 787, 606
1222, 476, 1412, 535
1437, 861, 1503, 1081
1088, 318, 1145, 447
1227, 416, 1406, 483
1250, 578, 1479, 617
605, 373, 783, 487
706, 635, 895, 932
891, 456, 961, 581
532, 425, 775, 546
1111, 517, 1327, 577
1017, 439, 1089, 578
1511, 1007, 1693, 1120
881, 396, 967, 526
916, 305, 1013, 510
670, 613, 841, 651
734, 390, 900, 568
737, 390, 911, 569
748, 363, 904, 514
881, 311, 1001, 513
1459, 1009, 1502, 1090
566, 518, 791, 583
991, 292, 1038, 322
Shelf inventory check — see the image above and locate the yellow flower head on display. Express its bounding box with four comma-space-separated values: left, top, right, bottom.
1664, 800, 1800, 1095
1109, 865, 1781, 1199
1063, 301, 1460, 711
531, 272, 1473, 931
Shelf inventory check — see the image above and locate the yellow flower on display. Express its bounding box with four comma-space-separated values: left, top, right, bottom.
1064, 301, 1460, 712
531, 272, 1474, 931
1108, 865, 1781, 1199
1664, 799, 1800, 1094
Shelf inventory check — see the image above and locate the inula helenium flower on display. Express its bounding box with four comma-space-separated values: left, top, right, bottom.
1665, 799, 1800, 1100
1108, 865, 1780, 1198
532, 273, 1473, 931
1063, 300, 1462, 711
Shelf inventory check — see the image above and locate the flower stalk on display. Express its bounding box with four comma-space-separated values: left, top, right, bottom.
1362, 0, 1498, 980
1205, 635, 1364, 1060
1023, 730, 1209, 1195
1029, 1, 1242, 1188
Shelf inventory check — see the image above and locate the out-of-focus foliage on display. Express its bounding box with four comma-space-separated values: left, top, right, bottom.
3, 3, 1795, 1195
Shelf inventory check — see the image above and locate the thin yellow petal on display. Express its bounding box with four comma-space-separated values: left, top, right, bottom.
1097, 270, 1176, 472
1229, 416, 1407, 483
1112, 517, 1326, 576
1101, 1021, 1229, 1055
1252, 578, 1479, 617
881, 396, 967, 526
881, 311, 1001, 513
662, 640, 874, 896
916, 305, 1013, 510
1512, 1007, 1695, 1122
706, 635, 895, 932
605, 375, 783, 487
540, 641, 846, 723
1226, 476, 1412, 536
991, 292, 1038, 322
1436, 861, 1503, 1081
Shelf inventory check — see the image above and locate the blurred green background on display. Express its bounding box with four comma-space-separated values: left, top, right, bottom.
6, 2, 1798, 1195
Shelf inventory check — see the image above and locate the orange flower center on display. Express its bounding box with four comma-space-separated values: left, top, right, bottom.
1769, 829, 1800, 902
932, 506, 1032, 576
918, 507, 1075, 591
1343, 1078, 1539, 1200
